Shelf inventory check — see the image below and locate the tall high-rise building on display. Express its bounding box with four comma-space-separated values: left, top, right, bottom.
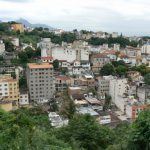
26, 63, 55, 103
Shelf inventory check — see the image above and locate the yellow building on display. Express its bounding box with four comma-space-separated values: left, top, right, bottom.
0, 100, 12, 112
11, 23, 24, 33
0, 74, 19, 109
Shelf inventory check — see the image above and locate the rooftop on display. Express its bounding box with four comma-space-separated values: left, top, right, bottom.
28, 63, 53, 69
77, 107, 99, 116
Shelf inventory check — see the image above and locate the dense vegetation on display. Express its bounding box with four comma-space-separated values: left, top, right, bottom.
0, 22, 141, 49
100, 61, 150, 78
1, 107, 150, 150
87, 36, 139, 48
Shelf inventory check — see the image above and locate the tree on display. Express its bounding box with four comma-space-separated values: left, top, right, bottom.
61, 33, 76, 43
127, 110, 150, 150
0, 108, 75, 150
53, 59, 59, 70
19, 77, 27, 89
100, 63, 115, 76
59, 92, 76, 119
18, 51, 28, 62
136, 64, 149, 76
103, 94, 112, 111
116, 65, 128, 77
57, 114, 113, 150
24, 47, 34, 59
144, 73, 150, 85
4, 40, 15, 52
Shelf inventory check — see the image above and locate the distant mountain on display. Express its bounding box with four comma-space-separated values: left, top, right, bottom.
16, 18, 55, 30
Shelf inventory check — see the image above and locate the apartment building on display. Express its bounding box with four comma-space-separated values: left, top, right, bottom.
109, 78, 129, 104
141, 44, 150, 54
0, 74, 19, 108
97, 76, 114, 99
26, 63, 55, 103
91, 53, 110, 74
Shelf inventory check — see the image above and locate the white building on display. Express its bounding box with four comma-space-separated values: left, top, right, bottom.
0, 82, 9, 97
141, 44, 150, 54
0, 40, 5, 55
48, 112, 68, 128
113, 44, 120, 51
19, 93, 29, 105
11, 38, 19, 47
97, 76, 114, 99
52, 47, 76, 62
38, 38, 54, 57
112, 32, 118, 38
109, 78, 129, 104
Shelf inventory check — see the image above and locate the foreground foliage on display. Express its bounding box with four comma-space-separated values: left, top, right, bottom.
1, 107, 150, 150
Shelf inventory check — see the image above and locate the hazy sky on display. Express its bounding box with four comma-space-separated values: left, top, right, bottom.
0, 0, 150, 35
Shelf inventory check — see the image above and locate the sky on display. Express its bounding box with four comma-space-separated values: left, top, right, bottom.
0, 0, 150, 36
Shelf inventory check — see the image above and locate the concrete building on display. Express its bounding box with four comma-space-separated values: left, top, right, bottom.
0, 40, 5, 55
0, 74, 19, 108
38, 38, 54, 58
19, 92, 29, 105
113, 44, 120, 51
26, 63, 55, 103
127, 71, 141, 82
11, 38, 19, 47
11, 23, 24, 33
97, 76, 114, 99
48, 112, 68, 128
125, 96, 147, 120
91, 53, 110, 74
55, 76, 71, 92
39, 39, 89, 63
111, 32, 118, 38
109, 78, 129, 104
141, 44, 150, 54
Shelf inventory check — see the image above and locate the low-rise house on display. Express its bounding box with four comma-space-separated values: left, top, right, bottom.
127, 71, 141, 81
74, 75, 95, 89
48, 112, 68, 128
85, 96, 103, 111
99, 111, 111, 125
74, 99, 88, 107
19, 92, 29, 106
77, 107, 99, 118
102, 50, 117, 61
117, 55, 130, 64
68, 87, 81, 96
125, 96, 147, 120
55, 76, 71, 92
59, 60, 70, 68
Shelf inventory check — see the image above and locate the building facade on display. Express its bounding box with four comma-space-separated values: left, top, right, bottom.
26, 63, 55, 103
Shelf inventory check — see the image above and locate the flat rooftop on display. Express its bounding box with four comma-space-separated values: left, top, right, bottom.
77, 107, 99, 116
28, 63, 53, 69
